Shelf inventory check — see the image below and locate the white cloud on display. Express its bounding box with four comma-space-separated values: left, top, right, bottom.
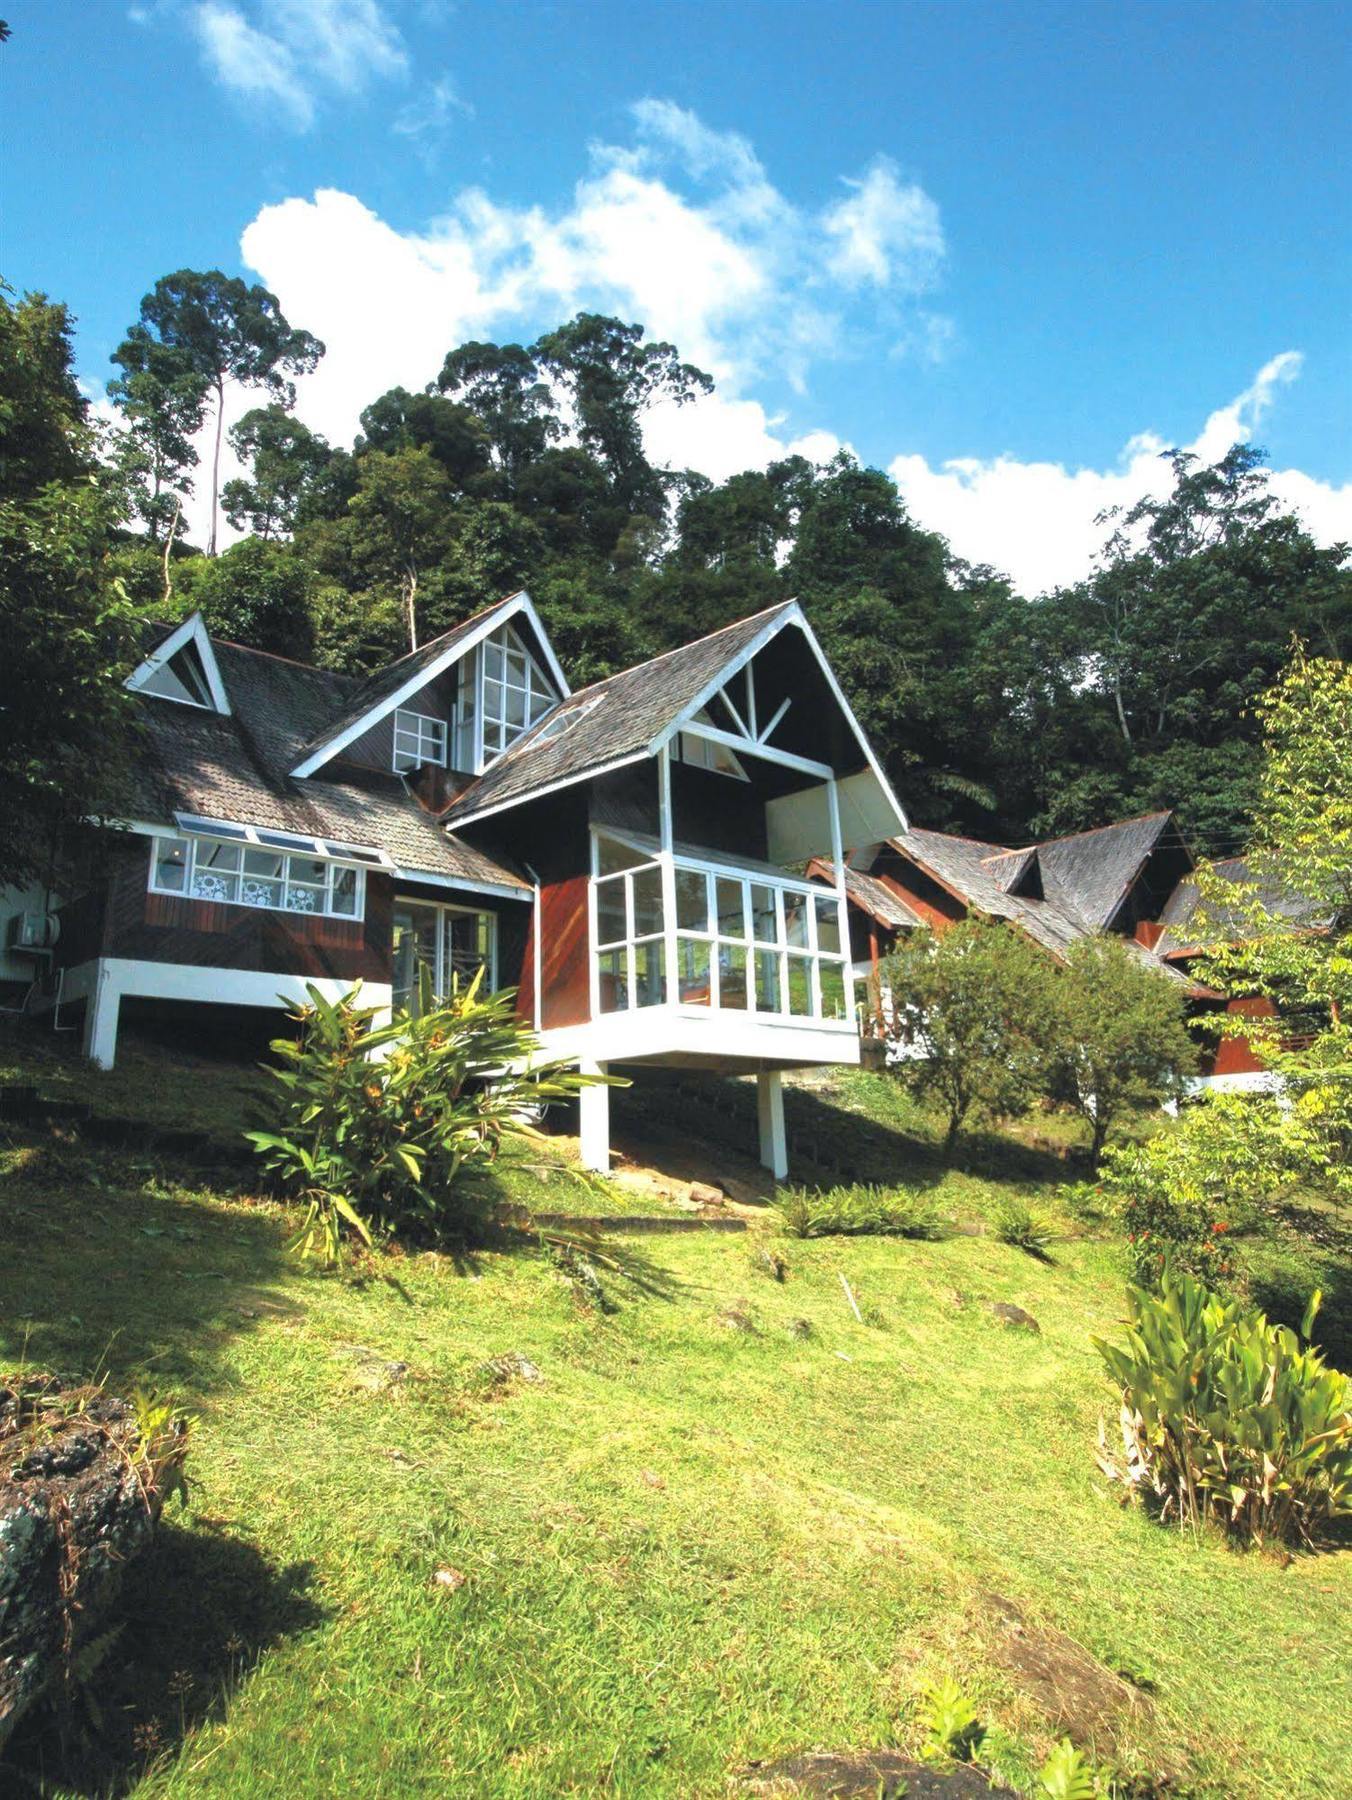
392, 72, 471, 162
889, 352, 1352, 595
822, 157, 946, 291
189, 0, 406, 128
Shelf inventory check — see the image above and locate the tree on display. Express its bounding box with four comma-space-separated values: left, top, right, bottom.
355, 387, 491, 490
343, 447, 454, 650
0, 286, 90, 496
222, 404, 332, 540
112, 270, 323, 555
176, 537, 314, 661
878, 918, 1060, 1157
107, 361, 203, 543
434, 341, 561, 485
0, 287, 143, 887
1054, 936, 1196, 1166
532, 313, 712, 515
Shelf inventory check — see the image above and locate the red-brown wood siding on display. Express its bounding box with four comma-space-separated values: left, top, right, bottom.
539, 873, 591, 1028
1211, 997, 1277, 1077
64, 839, 394, 983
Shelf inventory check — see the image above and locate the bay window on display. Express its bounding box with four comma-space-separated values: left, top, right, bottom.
148, 833, 366, 920
591, 832, 851, 1024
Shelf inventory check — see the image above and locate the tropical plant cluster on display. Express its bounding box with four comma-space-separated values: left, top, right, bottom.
247, 973, 600, 1262
775, 1181, 943, 1240
1094, 1265, 1352, 1546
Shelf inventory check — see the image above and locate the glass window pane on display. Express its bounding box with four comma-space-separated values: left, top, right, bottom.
484, 640, 503, 679
598, 948, 629, 1013
784, 892, 810, 949
596, 835, 649, 875
751, 885, 778, 945
819, 961, 848, 1021
632, 939, 666, 1008
506, 648, 527, 683
814, 894, 842, 955
529, 689, 552, 724
716, 878, 746, 939
285, 883, 322, 914
483, 677, 503, 718
330, 867, 359, 916
505, 684, 527, 728
786, 953, 814, 1016
243, 847, 284, 877
719, 944, 749, 1011
199, 841, 241, 872
675, 868, 710, 933
153, 837, 188, 891
677, 937, 711, 1005
448, 910, 492, 981
288, 856, 327, 887
632, 865, 664, 937
596, 875, 627, 947
754, 949, 781, 1013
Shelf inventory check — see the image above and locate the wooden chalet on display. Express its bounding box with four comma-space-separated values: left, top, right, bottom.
6, 595, 906, 1178
812, 815, 1309, 1092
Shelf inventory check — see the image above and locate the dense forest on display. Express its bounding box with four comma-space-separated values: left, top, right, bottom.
3, 272, 1349, 870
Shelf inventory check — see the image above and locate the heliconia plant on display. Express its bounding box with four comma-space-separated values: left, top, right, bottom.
1094, 1263, 1352, 1546
247, 969, 611, 1263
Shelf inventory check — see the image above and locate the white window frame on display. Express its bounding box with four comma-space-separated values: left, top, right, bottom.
473, 622, 560, 770
392, 707, 449, 773
147, 832, 367, 922
391, 899, 498, 1012
588, 827, 852, 1027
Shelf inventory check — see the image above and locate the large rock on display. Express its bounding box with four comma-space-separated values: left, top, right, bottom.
740, 1750, 1010, 1796
0, 1373, 188, 1752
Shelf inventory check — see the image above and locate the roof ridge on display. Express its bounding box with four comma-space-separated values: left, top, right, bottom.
1033, 809, 1173, 848
213, 637, 357, 680
563, 599, 800, 703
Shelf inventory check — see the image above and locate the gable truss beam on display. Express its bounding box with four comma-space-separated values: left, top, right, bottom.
680, 717, 832, 781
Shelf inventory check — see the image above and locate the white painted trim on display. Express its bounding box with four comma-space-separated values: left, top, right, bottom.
757, 1069, 788, 1180
126, 613, 231, 716
389, 865, 530, 902
443, 750, 652, 832
66, 955, 392, 1069
538, 1007, 859, 1071
680, 717, 833, 781
291, 591, 569, 778
577, 1058, 611, 1171
658, 747, 678, 1013
649, 601, 908, 836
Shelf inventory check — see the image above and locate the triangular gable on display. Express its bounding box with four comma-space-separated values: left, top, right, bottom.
290, 590, 569, 779
650, 602, 909, 857
126, 612, 230, 715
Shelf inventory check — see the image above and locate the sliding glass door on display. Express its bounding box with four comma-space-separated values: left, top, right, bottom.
392, 901, 496, 1014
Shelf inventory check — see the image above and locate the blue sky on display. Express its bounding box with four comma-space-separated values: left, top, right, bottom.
4, 0, 1349, 590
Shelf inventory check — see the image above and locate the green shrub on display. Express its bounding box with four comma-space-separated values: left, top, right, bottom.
247, 974, 599, 1262
992, 1197, 1054, 1256
1093, 1264, 1352, 1546
918, 1676, 985, 1763
775, 1182, 942, 1240
1037, 1738, 1102, 1798
1099, 1133, 1237, 1288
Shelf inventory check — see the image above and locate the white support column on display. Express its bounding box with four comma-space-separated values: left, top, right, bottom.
828, 775, 856, 1024
658, 745, 678, 1007
757, 1068, 788, 1181
83, 960, 121, 1070
578, 1058, 611, 1173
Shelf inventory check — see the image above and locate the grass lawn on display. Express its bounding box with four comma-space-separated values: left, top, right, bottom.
2, 1029, 1349, 1798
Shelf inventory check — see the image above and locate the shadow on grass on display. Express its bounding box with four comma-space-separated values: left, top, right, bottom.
0, 1130, 299, 1402
4, 1518, 327, 1798
1247, 1203, 1352, 1370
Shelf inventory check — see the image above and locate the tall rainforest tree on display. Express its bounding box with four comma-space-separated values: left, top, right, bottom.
0, 288, 144, 887
223, 404, 332, 540
111, 270, 323, 554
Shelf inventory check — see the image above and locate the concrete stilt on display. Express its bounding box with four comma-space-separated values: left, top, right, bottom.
757, 1068, 787, 1180
578, 1059, 611, 1173
82, 960, 121, 1070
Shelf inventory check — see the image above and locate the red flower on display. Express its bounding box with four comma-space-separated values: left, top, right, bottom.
1211, 1221, 1228, 1234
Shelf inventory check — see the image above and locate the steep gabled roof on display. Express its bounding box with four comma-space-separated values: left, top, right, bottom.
839, 865, 928, 932
895, 827, 1093, 956
130, 638, 528, 893
1033, 811, 1178, 930
290, 590, 568, 778
440, 604, 798, 826
1154, 855, 1323, 959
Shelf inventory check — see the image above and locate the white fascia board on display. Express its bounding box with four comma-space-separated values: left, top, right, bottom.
81, 955, 392, 1012
536, 1007, 861, 1071
650, 602, 909, 840
438, 750, 651, 832
125, 612, 231, 716
390, 865, 531, 903
290, 590, 571, 779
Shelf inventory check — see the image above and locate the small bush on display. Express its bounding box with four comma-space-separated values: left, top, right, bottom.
247, 975, 599, 1262
775, 1182, 942, 1240
1059, 1178, 1109, 1224
992, 1197, 1053, 1256
1098, 1136, 1235, 1288
1094, 1265, 1352, 1546
918, 1676, 985, 1763
1037, 1738, 1102, 1799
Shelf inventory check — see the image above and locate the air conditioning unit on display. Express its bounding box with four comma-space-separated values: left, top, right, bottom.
7, 911, 59, 952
